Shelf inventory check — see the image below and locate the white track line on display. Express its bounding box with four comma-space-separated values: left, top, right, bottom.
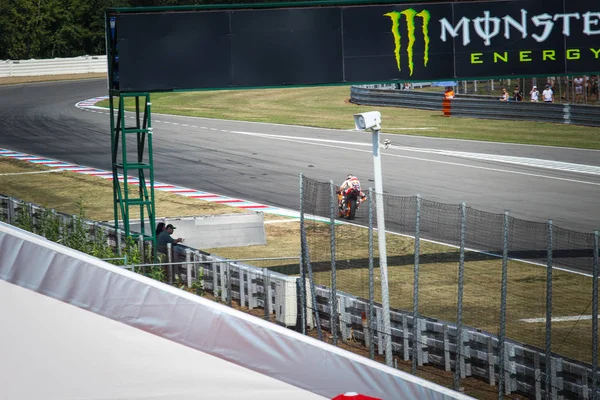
520, 315, 600, 323
0, 170, 62, 176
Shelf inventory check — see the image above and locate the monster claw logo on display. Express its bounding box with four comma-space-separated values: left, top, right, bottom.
385, 9, 431, 76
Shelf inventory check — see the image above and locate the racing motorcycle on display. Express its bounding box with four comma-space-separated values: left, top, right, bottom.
338, 187, 361, 220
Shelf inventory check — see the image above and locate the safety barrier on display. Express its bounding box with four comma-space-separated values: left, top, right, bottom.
0, 194, 298, 328
0, 55, 107, 77
313, 285, 598, 400
1, 193, 598, 398
350, 86, 600, 127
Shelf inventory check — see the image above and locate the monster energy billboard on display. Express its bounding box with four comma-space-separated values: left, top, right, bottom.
107, 0, 600, 92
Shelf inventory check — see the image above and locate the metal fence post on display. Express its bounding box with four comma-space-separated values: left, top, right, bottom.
299, 173, 307, 335
368, 188, 375, 360
239, 265, 245, 308
167, 243, 173, 283
499, 212, 509, 399
305, 244, 322, 340
116, 228, 122, 256
138, 234, 144, 265
7, 197, 14, 224
330, 180, 338, 346
454, 202, 467, 391
185, 249, 192, 288
28, 202, 35, 233
545, 220, 554, 400
412, 194, 421, 375
592, 230, 598, 400
299, 175, 322, 340
227, 262, 233, 308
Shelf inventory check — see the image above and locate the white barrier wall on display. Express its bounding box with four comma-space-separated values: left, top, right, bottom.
0, 222, 473, 400
0, 55, 107, 77
129, 213, 267, 249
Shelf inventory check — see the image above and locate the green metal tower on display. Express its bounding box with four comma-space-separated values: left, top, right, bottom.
109, 93, 157, 246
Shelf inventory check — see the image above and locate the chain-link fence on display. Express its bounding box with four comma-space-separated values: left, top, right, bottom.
0, 194, 300, 327
446, 77, 599, 105
299, 175, 599, 400
3, 183, 598, 398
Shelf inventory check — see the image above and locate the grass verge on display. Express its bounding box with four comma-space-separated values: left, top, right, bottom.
1, 157, 595, 369
98, 86, 600, 149
0, 73, 107, 86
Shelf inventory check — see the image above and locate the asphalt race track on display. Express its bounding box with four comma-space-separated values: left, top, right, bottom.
1, 79, 599, 233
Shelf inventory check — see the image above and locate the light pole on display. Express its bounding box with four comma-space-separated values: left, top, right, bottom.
353, 111, 392, 366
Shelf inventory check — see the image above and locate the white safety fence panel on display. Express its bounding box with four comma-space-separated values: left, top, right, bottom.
0, 221, 472, 400
0, 55, 107, 77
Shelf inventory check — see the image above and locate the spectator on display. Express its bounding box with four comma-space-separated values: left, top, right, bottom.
574, 76, 584, 103
157, 223, 183, 255
512, 84, 523, 101
499, 88, 509, 101
591, 77, 599, 99
403, 82, 411, 91
542, 85, 554, 103
155, 222, 166, 238
444, 86, 455, 99
529, 86, 539, 102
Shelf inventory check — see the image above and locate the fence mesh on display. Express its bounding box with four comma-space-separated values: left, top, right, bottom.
3, 173, 599, 398
299, 176, 599, 398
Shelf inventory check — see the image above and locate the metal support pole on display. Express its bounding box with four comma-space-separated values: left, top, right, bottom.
186, 249, 192, 288
545, 220, 554, 400
412, 194, 421, 375
454, 202, 467, 391
368, 188, 375, 360
167, 243, 173, 283
306, 246, 322, 340
28, 203, 35, 233
372, 128, 392, 367
592, 230, 598, 400
330, 180, 338, 346
299, 175, 322, 340
558, 78, 562, 104
299, 173, 307, 335
499, 212, 509, 399
227, 262, 233, 308
264, 267, 270, 320
7, 197, 14, 224
138, 234, 144, 265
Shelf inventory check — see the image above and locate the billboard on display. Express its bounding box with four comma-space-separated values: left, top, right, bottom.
106, 0, 600, 92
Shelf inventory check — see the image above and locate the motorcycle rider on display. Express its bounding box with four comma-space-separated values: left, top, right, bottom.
339, 174, 367, 210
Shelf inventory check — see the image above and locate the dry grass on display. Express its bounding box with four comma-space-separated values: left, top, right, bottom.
9, 157, 588, 364
2, 157, 596, 398
103, 86, 600, 149
0, 73, 106, 85
295, 222, 597, 365
0, 158, 249, 221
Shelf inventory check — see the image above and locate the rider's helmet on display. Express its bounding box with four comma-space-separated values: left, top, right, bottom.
346, 174, 353, 180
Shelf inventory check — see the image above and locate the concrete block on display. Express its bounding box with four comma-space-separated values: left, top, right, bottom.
130, 212, 266, 249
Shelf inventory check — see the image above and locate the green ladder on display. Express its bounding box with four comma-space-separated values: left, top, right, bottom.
109, 92, 156, 247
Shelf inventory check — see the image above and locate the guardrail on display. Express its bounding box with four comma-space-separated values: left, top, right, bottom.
0, 194, 298, 328
0, 55, 107, 77
312, 285, 598, 400
350, 86, 600, 127
2, 195, 598, 399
